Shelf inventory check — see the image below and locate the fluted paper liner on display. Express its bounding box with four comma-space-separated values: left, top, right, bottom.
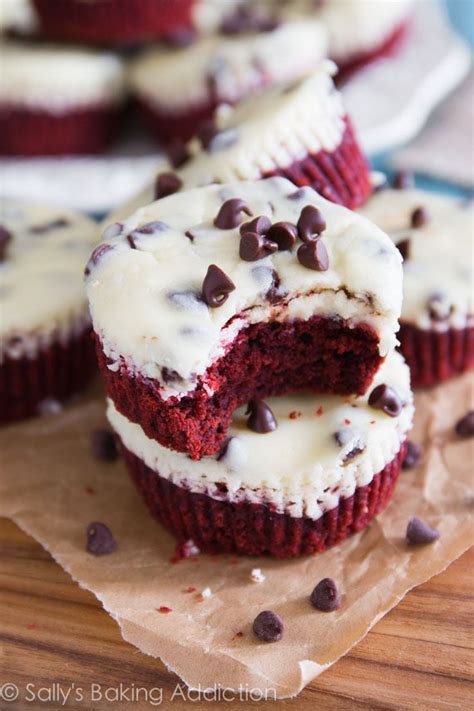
0, 374, 472, 698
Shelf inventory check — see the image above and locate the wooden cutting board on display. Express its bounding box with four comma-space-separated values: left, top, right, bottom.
0, 517, 472, 710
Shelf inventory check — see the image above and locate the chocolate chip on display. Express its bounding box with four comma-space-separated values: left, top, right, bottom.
0, 224, 12, 261
396, 238, 410, 260
406, 517, 440, 545
297, 239, 329, 271
265, 269, 286, 303
297, 205, 326, 242
162, 26, 197, 47
239, 232, 277, 261
202, 264, 235, 307
246, 399, 277, 433
86, 522, 117, 556
427, 293, 453, 322
411, 206, 429, 228
29, 218, 69, 234
127, 234, 137, 249
310, 578, 341, 611
91, 429, 118, 462
288, 187, 307, 201
368, 384, 402, 417
84, 243, 114, 276
402, 441, 422, 469
165, 138, 191, 168
197, 119, 219, 150
455, 411, 474, 437
102, 222, 122, 240
217, 437, 233, 461
252, 610, 284, 642
334, 430, 364, 463
154, 172, 182, 200
214, 198, 252, 229
393, 170, 414, 190
134, 221, 168, 235
240, 215, 271, 236
267, 221, 297, 251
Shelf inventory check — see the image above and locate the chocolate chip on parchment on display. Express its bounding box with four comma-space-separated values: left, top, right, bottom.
91, 429, 118, 462
368, 384, 402, 417
396, 238, 411, 260
86, 522, 117, 556
406, 517, 440, 545
267, 221, 297, 251
252, 610, 284, 642
0, 224, 12, 261
410, 206, 429, 228
214, 198, 252, 229
455, 411, 474, 437
240, 215, 271, 236
402, 441, 422, 469
393, 170, 414, 190
310, 578, 341, 612
246, 399, 277, 433
297, 205, 326, 242
202, 264, 236, 307
297, 239, 329, 271
154, 172, 182, 200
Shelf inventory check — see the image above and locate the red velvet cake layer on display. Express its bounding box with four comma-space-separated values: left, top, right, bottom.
399, 323, 474, 389
0, 327, 96, 424
265, 118, 372, 209
136, 95, 220, 144
123, 443, 405, 558
96, 314, 383, 460
0, 105, 121, 156
335, 21, 410, 84
32, 0, 196, 45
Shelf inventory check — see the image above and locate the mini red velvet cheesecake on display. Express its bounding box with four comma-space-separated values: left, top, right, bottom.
0, 199, 99, 423
129, 17, 327, 143
107, 349, 414, 557
86, 177, 403, 459
0, 42, 125, 156
360, 188, 474, 388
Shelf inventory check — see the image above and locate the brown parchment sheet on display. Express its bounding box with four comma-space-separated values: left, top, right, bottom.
0, 374, 473, 699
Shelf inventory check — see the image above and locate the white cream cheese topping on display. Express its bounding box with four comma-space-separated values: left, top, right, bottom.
360, 189, 473, 331
86, 177, 402, 397
108, 349, 413, 520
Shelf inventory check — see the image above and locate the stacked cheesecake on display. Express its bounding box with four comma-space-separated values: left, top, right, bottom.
86, 177, 414, 557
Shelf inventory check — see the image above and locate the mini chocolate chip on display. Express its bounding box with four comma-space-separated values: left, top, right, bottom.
246, 399, 277, 433
288, 187, 307, 201
202, 264, 236, 307
0, 224, 12, 261
406, 517, 440, 545
214, 198, 252, 229
197, 119, 219, 150
265, 269, 286, 304
127, 234, 137, 249
393, 170, 415, 190
91, 429, 118, 462
427, 293, 453, 322
217, 437, 233, 461
297, 239, 329, 271
455, 411, 474, 437
86, 522, 117, 556
134, 221, 168, 235
154, 172, 182, 200
162, 366, 181, 384
267, 221, 297, 251
297, 205, 326, 242
396, 238, 411, 260
310, 578, 341, 611
165, 138, 191, 168
411, 206, 429, 228
402, 441, 422, 469
240, 215, 271, 236
29, 218, 69, 234
239, 232, 277, 261
84, 243, 114, 276
252, 610, 284, 642
368, 384, 402, 417
102, 222, 122, 240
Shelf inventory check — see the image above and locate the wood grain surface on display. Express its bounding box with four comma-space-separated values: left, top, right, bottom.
0, 517, 472, 710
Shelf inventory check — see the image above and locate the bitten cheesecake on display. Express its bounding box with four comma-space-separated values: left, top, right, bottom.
86, 177, 402, 459
360, 188, 474, 387
0, 199, 98, 423
109, 350, 413, 557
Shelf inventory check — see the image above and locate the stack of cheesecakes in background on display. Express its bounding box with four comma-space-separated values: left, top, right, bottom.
85, 177, 415, 557
0, 0, 415, 156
